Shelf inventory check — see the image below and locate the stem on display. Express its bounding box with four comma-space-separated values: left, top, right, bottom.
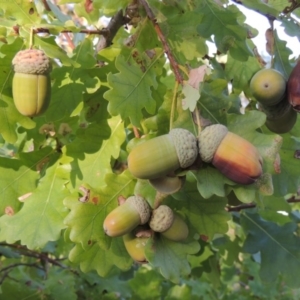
226, 197, 300, 212
170, 81, 179, 130
29, 27, 34, 49
153, 191, 168, 209
138, 0, 184, 84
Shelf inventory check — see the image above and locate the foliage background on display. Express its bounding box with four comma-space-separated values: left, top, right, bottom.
0, 0, 300, 299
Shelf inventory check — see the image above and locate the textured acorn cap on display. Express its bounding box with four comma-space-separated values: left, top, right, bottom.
169, 128, 198, 168
198, 124, 228, 162
126, 195, 151, 224
12, 49, 52, 75
149, 205, 174, 232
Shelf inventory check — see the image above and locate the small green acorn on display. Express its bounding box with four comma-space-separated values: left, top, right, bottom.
123, 226, 151, 263
128, 128, 198, 180
103, 195, 151, 237
149, 205, 189, 242
12, 49, 52, 117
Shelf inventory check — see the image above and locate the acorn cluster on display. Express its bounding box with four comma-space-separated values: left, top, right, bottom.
127, 127, 263, 186
104, 127, 264, 262
103, 196, 188, 263
250, 67, 300, 134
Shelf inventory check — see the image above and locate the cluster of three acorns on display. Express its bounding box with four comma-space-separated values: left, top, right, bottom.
103, 126, 263, 262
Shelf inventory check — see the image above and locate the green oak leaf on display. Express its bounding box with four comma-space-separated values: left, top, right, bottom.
44, 269, 77, 300
128, 267, 165, 299
69, 240, 132, 277
62, 116, 124, 189
256, 196, 292, 225
145, 235, 200, 284
225, 54, 261, 96
0, 1, 41, 25
93, 0, 130, 16
197, 1, 252, 61
241, 211, 300, 288
273, 30, 293, 79
266, 118, 300, 196
0, 159, 69, 249
0, 146, 54, 216
191, 168, 234, 199
171, 181, 230, 240
199, 78, 236, 125
104, 53, 161, 126
63, 171, 135, 250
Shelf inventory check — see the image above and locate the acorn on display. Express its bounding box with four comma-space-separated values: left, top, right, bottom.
127, 128, 198, 180
250, 68, 286, 106
287, 60, 300, 111
103, 195, 151, 237
12, 49, 52, 117
259, 99, 297, 134
149, 205, 189, 242
123, 226, 151, 263
198, 124, 263, 185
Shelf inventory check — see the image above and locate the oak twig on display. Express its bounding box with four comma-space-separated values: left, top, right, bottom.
226, 196, 300, 212
138, 0, 184, 84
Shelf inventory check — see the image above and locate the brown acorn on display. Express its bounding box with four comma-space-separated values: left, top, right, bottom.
103, 195, 151, 237
127, 128, 198, 180
12, 49, 52, 117
149, 205, 189, 242
198, 124, 263, 185
287, 60, 300, 111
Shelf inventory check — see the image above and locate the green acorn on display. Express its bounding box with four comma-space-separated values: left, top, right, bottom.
128, 128, 198, 180
149, 205, 189, 242
103, 195, 151, 237
12, 49, 52, 117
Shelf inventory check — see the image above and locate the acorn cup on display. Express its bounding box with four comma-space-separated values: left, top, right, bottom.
103, 195, 151, 237
12, 49, 52, 117
287, 60, 300, 112
149, 205, 189, 242
198, 124, 263, 185
127, 128, 198, 180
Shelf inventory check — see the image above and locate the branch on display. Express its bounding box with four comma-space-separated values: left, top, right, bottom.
226, 196, 300, 212
138, 0, 184, 84
0, 263, 44, 273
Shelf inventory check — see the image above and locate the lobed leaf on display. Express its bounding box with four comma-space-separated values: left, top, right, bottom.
241, 211, 300, 288
0, 159, 69, 249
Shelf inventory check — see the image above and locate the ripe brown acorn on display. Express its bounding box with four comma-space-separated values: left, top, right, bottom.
198, 124, 263, 185
149, 205, 189, 242
103, 195, 151, 237
127, 128, 198, 180
12, 49, 52, 117
287, 60, 300, 111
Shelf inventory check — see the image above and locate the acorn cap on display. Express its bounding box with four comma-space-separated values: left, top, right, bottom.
169, 128, 198, 168
126, 195, 151, 224
198, 124, 228, 162
149, 205, 174, 232
12, 49, 52, 75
